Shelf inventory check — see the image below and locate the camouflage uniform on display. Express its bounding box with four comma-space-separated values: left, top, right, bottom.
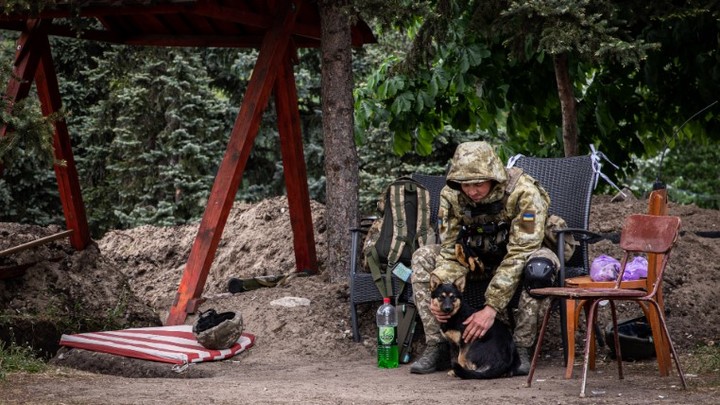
410, 141, 559, 350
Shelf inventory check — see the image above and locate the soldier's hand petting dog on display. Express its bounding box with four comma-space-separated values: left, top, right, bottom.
429, 297, 452, 324
430, 298, 497, 343
462, 306, 497, 343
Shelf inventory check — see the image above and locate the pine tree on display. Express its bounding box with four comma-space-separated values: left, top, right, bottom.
79, 46, 235, 232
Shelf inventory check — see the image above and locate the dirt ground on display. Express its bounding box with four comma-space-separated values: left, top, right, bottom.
1, 192, 719, 404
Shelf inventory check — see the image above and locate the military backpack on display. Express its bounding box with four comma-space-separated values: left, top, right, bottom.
363, 176, 436, 298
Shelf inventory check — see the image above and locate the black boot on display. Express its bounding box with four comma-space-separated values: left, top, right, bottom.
410, 342, 449, 374
514, 346, 531, 376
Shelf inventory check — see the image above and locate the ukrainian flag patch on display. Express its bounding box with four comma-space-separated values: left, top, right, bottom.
522, 211, 536, 222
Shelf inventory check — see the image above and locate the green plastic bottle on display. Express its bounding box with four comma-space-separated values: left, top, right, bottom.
376, 297, 399, 368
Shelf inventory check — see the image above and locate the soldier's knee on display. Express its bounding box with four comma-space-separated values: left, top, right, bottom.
410, 244, 440, 283
523, 256, 556, 297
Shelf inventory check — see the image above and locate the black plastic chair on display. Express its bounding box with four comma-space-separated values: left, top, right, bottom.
348, 173, 446, 342
509, 154, 599, 362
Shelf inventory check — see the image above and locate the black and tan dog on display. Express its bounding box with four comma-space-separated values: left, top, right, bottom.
430, 274, 520, 379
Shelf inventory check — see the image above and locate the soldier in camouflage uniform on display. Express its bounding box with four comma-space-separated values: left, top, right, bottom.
409, 141, 562, 376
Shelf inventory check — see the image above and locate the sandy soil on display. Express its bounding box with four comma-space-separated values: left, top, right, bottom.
1, 193, 719, 404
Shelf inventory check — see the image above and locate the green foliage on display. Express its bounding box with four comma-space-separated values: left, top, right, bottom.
1, 1, 54, 15
0, 340, 46, 379
498, 0, 657, 66
355, 0, 720, 203
0, 155, 64, 225
200, 47, 327, 204
354, 17, 510, 156
627, 141, 720, 209
1, 27, 332, 236
3, 1, 720, 237
354, 2, 578, 158
0, 101, 59, 168
0, 32, 58, 168
0, 33, 66, 226
75, 46, 236, 233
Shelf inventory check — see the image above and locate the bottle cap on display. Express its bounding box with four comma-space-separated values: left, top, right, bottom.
383, 297, 390, 304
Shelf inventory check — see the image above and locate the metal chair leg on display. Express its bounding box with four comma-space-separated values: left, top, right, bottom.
527, 297, 554, 387
564, 298, 579, 379
559, 297, 569, 365
580, 299, 601, 398
350, 303, 361, 342
650, 300, 688, 389
609, 300, 624, 380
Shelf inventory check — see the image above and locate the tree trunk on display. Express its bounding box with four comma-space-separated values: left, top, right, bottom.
319, 0, 359, 282
553, 53, 579, 157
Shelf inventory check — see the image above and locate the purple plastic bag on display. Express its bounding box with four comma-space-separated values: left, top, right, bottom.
622, 256, 648, 281
590, 254, 620, 281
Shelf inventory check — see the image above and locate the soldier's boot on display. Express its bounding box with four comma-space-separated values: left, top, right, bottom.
410, 342, 449, 374
514, 346, 531, 376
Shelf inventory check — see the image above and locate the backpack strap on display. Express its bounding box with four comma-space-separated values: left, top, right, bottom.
366, 246, 394, 298
415, 184, 432, 247
385, 182, 411, 298
387, 181, 409, 267
366, 180, 403, 299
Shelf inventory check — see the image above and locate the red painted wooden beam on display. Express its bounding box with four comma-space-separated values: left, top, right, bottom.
166, 0, 302, 326
1, 20, 45, 138
34, 32, 92, 250
275, 46, 318, 274
1, 19, 46, 177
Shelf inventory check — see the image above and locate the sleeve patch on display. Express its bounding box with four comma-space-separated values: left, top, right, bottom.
520, 210, 536, 233
522, 211, 536, 222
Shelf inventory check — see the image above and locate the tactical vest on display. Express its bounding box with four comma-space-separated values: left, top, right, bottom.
455, 167, 577, 271
456, 167, 523, 269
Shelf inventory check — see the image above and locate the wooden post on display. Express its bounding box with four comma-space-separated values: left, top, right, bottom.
1, 19, 46, 176
1, 20, 90, 250
34, 32, 91, 250
275, 48, 317, 274
647, 188, 671, 376
166, 0, 302, 326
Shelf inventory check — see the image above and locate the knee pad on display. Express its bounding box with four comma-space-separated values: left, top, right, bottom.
523, 257, 556, 297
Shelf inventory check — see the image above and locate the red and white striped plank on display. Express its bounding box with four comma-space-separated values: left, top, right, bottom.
60, 325, 254, 364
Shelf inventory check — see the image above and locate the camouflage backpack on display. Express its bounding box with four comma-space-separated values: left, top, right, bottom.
363, 177, 436, 298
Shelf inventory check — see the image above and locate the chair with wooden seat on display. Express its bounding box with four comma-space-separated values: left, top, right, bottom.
562, 274, 648, 379
526, 214, 687, 397
561, 188, 673, 379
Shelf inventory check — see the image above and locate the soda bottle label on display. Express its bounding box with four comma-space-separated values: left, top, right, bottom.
378, 326, 395, 345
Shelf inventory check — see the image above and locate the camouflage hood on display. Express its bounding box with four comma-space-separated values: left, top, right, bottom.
446, 142, 508, 202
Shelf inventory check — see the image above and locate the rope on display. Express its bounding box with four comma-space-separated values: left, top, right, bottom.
589, 145, 625, 197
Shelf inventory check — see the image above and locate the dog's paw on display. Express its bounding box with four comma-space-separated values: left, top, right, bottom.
447, 369, 456, 377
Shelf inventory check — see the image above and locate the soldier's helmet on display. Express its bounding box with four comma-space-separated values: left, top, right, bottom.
192, 309, 244, 350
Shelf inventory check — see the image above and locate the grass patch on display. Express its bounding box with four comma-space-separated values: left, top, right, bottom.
684, 344, 720, 387
0, 341, 46, 380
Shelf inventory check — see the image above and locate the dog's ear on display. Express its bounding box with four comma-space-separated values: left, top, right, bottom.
453, 275, 466, 293
430, 273, 442, 291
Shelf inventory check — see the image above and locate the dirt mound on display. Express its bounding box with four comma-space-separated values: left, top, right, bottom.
2, 193, 719, 370
0, 225, 159, 358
